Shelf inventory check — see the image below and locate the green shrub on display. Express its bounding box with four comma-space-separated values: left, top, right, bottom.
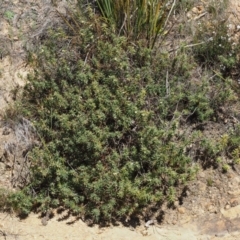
192, 0, 240, 74
193, 23, 236, 69
221, 125, 240, 165
0, 188, 11, 211
8, 6, 236, 222
9, 11, 195, 221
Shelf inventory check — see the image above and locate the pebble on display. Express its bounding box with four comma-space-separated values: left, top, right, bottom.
174, 201, 179, 207
225, 204, 231, 210
178, 207, 186, 214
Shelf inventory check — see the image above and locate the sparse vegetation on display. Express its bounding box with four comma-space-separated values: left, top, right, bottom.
192, 0, 240, 76
4, 10, 14, 22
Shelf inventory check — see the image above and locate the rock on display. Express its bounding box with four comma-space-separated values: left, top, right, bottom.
225, 204, 231, 210
178, 207, 186, 214
228, 190, 240, 196
221, 205, 240, 219
174, 201, 179, 207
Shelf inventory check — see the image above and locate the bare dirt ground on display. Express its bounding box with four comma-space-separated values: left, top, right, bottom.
1, 0, 240, 239
0, 211, 203, 240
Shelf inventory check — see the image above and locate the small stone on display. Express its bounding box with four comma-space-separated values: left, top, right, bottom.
225, 204, 231, 210
174, 201, 179, 207
178, 207, 186, 214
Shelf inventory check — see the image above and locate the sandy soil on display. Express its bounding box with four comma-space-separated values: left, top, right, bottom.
0, 211, 203, 240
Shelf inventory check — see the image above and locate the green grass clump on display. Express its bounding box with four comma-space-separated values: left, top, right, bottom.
94, 0, 171, 48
